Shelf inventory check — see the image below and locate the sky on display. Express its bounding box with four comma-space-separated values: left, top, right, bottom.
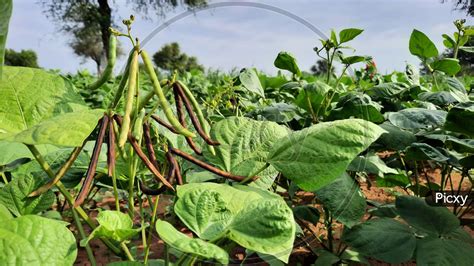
6, 0, 473, 75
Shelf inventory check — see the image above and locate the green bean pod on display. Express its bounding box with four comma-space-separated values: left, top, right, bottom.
140, 50, 195, 138
176, 80, 216, 155
118, 49, 139, 147
86, 35, 117, 91
132, 109, 145, 140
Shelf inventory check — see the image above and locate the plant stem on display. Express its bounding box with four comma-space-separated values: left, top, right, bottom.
121, 242, 135, 261
240, 163, 270, 183
323, 207, 333, 252
72, 209, 97, 266
144, 195, 160, 264
25, 144, 123, 255
1, 172, 8, 184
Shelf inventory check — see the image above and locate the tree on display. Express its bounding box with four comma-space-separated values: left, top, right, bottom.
40, 0, 206, 73
152, 42, 204, 73
443, 0, 473, 16
4, 49, 39, 68
310, 59, 332, 76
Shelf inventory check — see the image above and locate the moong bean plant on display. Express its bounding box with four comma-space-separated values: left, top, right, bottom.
0, 1, 473, 265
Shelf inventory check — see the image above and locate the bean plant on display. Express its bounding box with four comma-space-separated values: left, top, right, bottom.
0, 1, 473, 264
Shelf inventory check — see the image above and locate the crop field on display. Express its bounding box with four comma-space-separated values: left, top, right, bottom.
0, 1, 473, 265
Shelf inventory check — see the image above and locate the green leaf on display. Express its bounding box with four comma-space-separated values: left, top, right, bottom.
0, 175, 55, 216
442, 34, 456, 49
8, 110, 104, 147
395, 195, 459, 235
108, 260, 170, 266
459, 46, 474, 53
339, 28, 363, 44
376, 174, 411, 188
155, 220, 229, 265
174, 183, 295, 263
431, 58, 461, 75
376, 122, 417, 151
342, 218, 416, 264
444, 102, 474, 137
268, 119, 386, 191
0, 215, 77, 265
341, 55, 368, 65
0, 0, 12, 78
388, 108, 446, 130
203, 117, 289, 189
0, 67, 98, 146
419, 91, 461, 106
0, 141, 58, 166
292, 205, 320, 224
406, 63, 420, 85
314, 249, 340, 266
415, 237, 474, 266
274, 52, 301, 77
0, 203, 12, 222
239, 68, 265, 98
348, 153, 398, 177
294, 81, 331, 114
405, 143, 449, 162
409, 29, 439, 59
316, 173, 366, 227
81, 211, 142, 246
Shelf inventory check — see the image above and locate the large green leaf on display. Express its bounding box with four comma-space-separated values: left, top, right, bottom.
174, 183, 295, 263
81, 211, 142, 246
416, 237, 474, 266
203, 117, 289, 189
405, 143, 449, 162
315, 173, 366, 227
339, 28, 363, 44
8, 110, 104, 147
274, 52, 301, 77
388, 108, 446, 131
348, 153, 398, 177
409, 29, 438, 59
294, 81, 331, 113
0, 67, 100, 146
432, 58, 461, 76
0, 0, 12, 78
395, 195, 459, 235
268, 119, 386, 191
0, 175, 54, 216
444, 102, 474, 137
376, 122, 417, 150
342, 218, 416, 264
155, 220, 229, 265
239, 68, 265, 98
0, 215, 77, 265
0, 141, 58, 166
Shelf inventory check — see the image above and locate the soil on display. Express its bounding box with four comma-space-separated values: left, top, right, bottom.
73, 164, 473, 265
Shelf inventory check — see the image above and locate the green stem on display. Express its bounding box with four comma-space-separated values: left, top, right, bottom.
1, 172, 8, 184
240, 163, 270, 184
323, 207, 333, 252
112, 171, 120, 211
72, 209, 97, 266
120, 242, 135, 261
144, 195, 160, 264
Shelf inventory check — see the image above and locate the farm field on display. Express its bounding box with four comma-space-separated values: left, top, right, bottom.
0, 1, 473, 265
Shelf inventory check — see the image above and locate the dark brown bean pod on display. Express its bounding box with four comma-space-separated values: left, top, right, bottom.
143, 122, 160, 171
75, 115, 109, 207
107, 116, 116, 178
173, 86, 202, 155
166, 150, 183, 185
150, 114, 178, 134
139, 180, 167, 195
113, 115, 174, 190
173, 83, 220, 146
170, 147, 255, 182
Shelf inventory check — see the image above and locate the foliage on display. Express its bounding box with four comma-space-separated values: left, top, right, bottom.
152, 42, 204, 73
4, 49, 39, 68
